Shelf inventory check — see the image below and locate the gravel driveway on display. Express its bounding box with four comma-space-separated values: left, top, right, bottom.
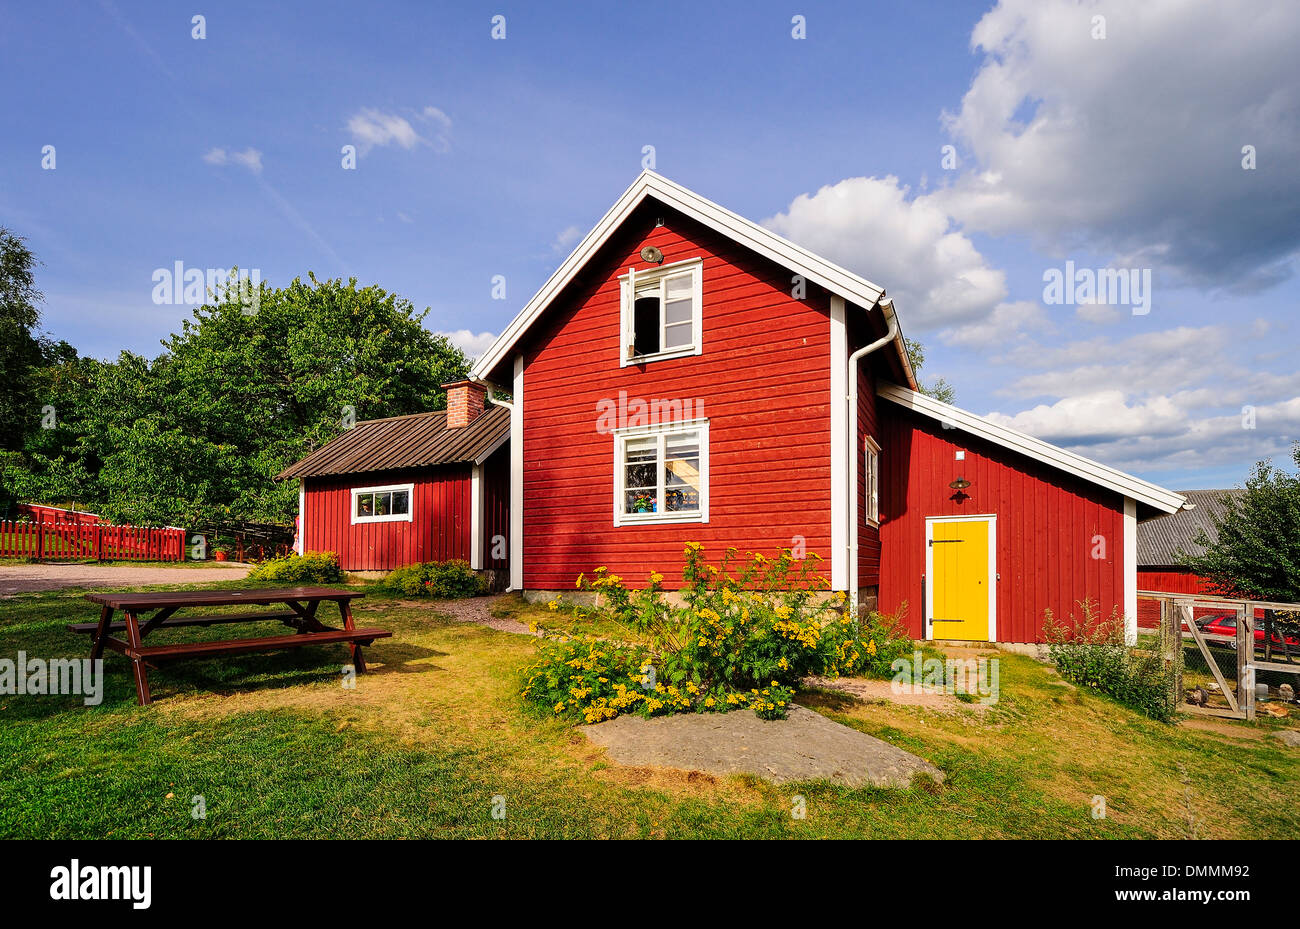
0, 562, 251, 595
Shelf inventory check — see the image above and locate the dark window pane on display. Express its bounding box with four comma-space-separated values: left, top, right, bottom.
633, 296, 661, 356
391, 490, 410, 515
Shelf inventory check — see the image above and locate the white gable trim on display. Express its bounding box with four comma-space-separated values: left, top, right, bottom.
877, 382, 1185, 515
470, 170, 916, 388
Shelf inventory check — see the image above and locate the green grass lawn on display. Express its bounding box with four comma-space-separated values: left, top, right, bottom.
1, 579, 1297, 839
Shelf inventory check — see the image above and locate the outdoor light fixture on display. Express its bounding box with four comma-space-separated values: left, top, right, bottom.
640, 245, 664, 264
949, 476, 971, 490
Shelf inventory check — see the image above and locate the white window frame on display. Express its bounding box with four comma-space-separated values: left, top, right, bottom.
864, 436, 880, 527
350, 482, 414, 525
618, 257, 703, 366
612, 419, 709, 526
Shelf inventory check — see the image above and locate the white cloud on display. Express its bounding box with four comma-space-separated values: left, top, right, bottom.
437, 329, 497, 358
939, 299, 1053, 348
936, 0, 1300, 291
552, 225, 582, 254
984, 390, 1187, 443
347, 106, 452, 156
763, 175, 1007, 328
202, 147, 263, 174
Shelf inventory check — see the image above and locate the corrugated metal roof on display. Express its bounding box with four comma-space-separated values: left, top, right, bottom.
1137, 489, 1242, 565
277, 406, 510, 480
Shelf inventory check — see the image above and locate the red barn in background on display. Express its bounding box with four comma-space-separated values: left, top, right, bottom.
278, 381, 510, 577
464, 171, 1187, 644
1136, 489, 1241, 627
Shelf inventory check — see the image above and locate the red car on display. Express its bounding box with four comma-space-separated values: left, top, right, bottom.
1196, 612, 1300, 650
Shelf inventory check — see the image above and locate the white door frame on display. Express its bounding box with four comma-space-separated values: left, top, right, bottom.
925, 513, 997, 642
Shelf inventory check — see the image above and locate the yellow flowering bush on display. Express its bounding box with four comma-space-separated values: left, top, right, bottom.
522, 546, 912, 722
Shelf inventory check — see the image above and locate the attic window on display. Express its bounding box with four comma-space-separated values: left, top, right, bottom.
620, 258, 702, 364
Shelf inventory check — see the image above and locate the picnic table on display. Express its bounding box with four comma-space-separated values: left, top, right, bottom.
68, 587, 391, 705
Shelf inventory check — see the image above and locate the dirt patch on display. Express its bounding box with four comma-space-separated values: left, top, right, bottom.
0, 563, 250, 595
803, 675, 992, 714
579, 705, 944, 789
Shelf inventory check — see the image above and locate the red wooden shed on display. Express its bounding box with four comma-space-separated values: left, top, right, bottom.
278, 382, 511, 575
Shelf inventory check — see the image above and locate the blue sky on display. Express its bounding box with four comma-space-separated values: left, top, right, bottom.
4, 0, 1298, 491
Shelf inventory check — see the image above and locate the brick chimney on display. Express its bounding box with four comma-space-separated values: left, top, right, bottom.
444, 380, 487, 428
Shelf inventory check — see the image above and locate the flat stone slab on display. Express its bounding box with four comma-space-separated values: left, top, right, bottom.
579, 705, 944, 789
1272, 730, 1300, 747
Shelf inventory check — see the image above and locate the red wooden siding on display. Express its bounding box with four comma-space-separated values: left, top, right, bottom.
1136, 568, 1221, 627
876, 404, 1127, 643
520, 203, 838, 589
483, 443, 511, 569
304, 466, 472, 571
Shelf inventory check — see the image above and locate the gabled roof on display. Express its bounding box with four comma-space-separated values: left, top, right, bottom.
469, 170, 917, 388
276, 406, 510, 480
877, 382, 1185, 516
1137, 489, 1242, 565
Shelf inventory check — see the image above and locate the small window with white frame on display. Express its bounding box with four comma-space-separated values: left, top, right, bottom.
614, 420, 708, 525
351, 482, 413, 524
865, 436, 880, 525
620, 258, 703, 364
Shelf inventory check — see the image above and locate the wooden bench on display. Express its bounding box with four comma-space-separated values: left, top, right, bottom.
73, 587, 390, 705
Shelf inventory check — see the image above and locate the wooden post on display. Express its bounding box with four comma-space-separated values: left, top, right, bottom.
1239, 602, 1256, 721
35, 522, 44, 561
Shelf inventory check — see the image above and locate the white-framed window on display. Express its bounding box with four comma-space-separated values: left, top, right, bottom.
350, 482, 414, 524
619, 257, 703, 365
613, 419, 709, 526
865, 436, 880, 526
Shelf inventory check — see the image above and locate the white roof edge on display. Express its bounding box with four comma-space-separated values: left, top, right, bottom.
470, 170, 915, 387
877, 382, 1186, 515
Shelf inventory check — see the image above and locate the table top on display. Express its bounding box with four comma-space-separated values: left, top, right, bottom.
83, 587, 365, 609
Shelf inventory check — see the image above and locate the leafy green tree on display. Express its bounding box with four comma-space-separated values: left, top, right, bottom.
0, 227, 44, 452
904, 337, 956, 404
87, 274, 472, 526
1180, 445, 1300, 602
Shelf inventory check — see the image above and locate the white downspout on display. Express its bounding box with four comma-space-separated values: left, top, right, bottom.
847, 296, 899, 608
470, 372, 516, 590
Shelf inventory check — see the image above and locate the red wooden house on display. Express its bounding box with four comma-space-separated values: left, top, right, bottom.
467, 171, 1187, 644
278, 381, 510, 575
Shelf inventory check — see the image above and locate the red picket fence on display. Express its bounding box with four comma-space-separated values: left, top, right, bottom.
0, 520, 186, 562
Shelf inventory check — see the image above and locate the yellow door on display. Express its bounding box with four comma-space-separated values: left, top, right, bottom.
929, 518, 991, 641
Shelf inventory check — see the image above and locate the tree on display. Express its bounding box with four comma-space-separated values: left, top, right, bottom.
0, 227, 44, 452
1180, 445, 1300, 602
904, 337, 956, 404
84, 273, 472, 526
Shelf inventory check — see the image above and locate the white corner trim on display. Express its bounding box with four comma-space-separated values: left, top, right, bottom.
469, 170, 915, 388
510, 355, 524, 591
471, 463, 484, 570
1123, 497, 1138, 646
349, 482, 415, 524
296, 480, 306, 555
877, 382, 1185, 514
829, 297, 848, 591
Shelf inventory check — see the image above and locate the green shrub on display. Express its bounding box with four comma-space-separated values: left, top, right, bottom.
245, 551, 343, 584
522, 544, 914, 723
381, 559, 487, 598
1044, 600, 1179, 723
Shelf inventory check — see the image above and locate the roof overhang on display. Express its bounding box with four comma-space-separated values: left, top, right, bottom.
878, 382, 1186, 516
470, 170, 917, 389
